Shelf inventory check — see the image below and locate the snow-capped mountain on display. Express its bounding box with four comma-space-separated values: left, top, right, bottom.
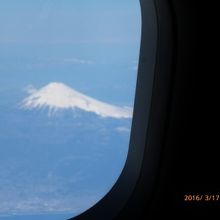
21, 82, 132, 119
0, 83, 133, 218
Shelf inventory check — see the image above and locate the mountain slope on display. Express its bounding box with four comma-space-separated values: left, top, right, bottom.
21, 82, 133, 119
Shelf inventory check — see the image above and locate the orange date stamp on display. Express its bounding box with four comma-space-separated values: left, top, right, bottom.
184, 194, 220, 202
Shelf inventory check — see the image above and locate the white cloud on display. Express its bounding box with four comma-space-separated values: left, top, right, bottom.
63, 58, 94, 65
24, 84, 37, 94
116, 126, 131, 133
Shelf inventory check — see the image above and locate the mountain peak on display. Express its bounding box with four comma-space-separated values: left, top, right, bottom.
43, 82, 73, 91
21, 82, 133, 119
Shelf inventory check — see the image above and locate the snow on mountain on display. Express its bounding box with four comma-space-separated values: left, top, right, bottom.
21, 82, 133, 119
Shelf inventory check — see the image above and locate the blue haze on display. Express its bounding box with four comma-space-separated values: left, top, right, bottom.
0, 1, 141, 219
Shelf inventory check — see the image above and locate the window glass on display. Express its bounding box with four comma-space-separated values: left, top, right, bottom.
0, 1, 141, 219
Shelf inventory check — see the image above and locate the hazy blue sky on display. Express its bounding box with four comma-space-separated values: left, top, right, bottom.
0, 0, 140, 44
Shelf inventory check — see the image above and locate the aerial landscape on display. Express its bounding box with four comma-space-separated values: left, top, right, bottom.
0, 1, 141, 219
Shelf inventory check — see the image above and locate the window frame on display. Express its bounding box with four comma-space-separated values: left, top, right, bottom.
69, 0, 174, 219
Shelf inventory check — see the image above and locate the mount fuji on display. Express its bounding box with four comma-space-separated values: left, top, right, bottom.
0, 82, 132, 218
21, 82, 133, 119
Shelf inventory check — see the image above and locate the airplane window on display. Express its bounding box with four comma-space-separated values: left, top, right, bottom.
0, 1, 141, 219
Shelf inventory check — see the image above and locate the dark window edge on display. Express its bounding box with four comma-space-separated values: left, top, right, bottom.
69, 0, 174, 219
